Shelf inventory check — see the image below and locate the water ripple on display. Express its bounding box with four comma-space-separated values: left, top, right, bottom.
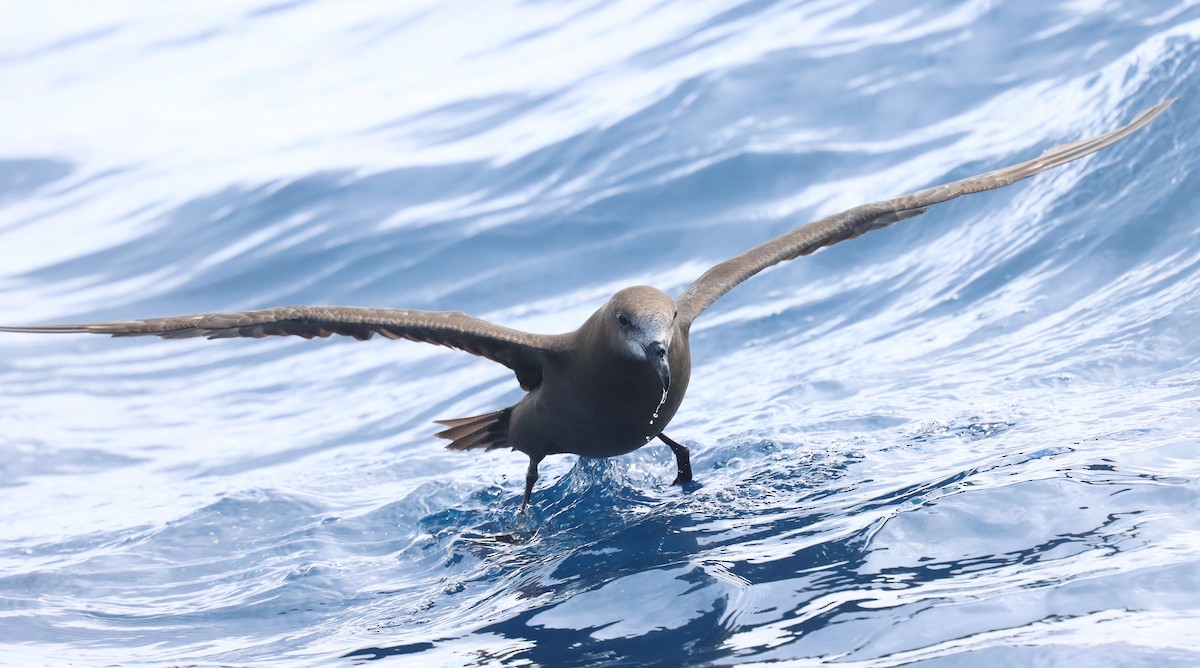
2, 1, 1200, 666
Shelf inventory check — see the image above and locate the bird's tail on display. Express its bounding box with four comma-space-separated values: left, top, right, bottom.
434, 408, 513, 451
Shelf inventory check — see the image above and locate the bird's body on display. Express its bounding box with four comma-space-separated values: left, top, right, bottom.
506, 287, 689, 459
0, 101, 1173, 508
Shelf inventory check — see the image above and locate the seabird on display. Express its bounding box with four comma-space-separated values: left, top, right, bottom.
0, 101, 1172, 509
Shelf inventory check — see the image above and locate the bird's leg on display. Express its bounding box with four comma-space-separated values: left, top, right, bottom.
522, 455, 544, 511
657, 433, 693, 485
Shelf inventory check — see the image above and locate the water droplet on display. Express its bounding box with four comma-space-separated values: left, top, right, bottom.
645, 389, 671, 438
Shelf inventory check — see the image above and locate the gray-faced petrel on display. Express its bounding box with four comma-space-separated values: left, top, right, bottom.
0, 101, 1173, 509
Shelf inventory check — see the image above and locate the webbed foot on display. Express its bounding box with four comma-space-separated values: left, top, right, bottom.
657, 433, 693, 485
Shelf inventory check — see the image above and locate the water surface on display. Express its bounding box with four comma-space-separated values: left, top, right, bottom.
1, 1, 1199, 666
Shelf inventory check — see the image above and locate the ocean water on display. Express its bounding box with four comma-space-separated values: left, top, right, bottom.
1, 1, 1199, 666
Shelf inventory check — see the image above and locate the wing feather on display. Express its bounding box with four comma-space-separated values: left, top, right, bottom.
0, 306, 564, 390
674, 100, 1173, 325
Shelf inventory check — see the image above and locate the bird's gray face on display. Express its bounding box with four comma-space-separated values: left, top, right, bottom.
613, 308, 674, 392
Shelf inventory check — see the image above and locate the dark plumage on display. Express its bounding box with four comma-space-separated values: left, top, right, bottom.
0, 101, 1172, 509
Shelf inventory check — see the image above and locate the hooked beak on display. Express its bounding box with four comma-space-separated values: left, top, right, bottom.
645, 341, 670, 392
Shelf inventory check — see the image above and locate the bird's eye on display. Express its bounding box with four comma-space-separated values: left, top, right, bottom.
617, 313, 631, 327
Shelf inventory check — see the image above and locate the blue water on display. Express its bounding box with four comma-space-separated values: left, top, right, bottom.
1, 2, 1199, 666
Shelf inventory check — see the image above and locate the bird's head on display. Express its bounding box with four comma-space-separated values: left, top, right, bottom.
604, 286, 677, 392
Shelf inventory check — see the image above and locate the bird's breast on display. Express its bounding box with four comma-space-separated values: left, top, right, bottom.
509, 343, 690, 458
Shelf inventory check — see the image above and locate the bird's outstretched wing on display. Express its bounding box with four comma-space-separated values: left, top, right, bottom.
0, 306, 564, 390
674, 100, 1174, 326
